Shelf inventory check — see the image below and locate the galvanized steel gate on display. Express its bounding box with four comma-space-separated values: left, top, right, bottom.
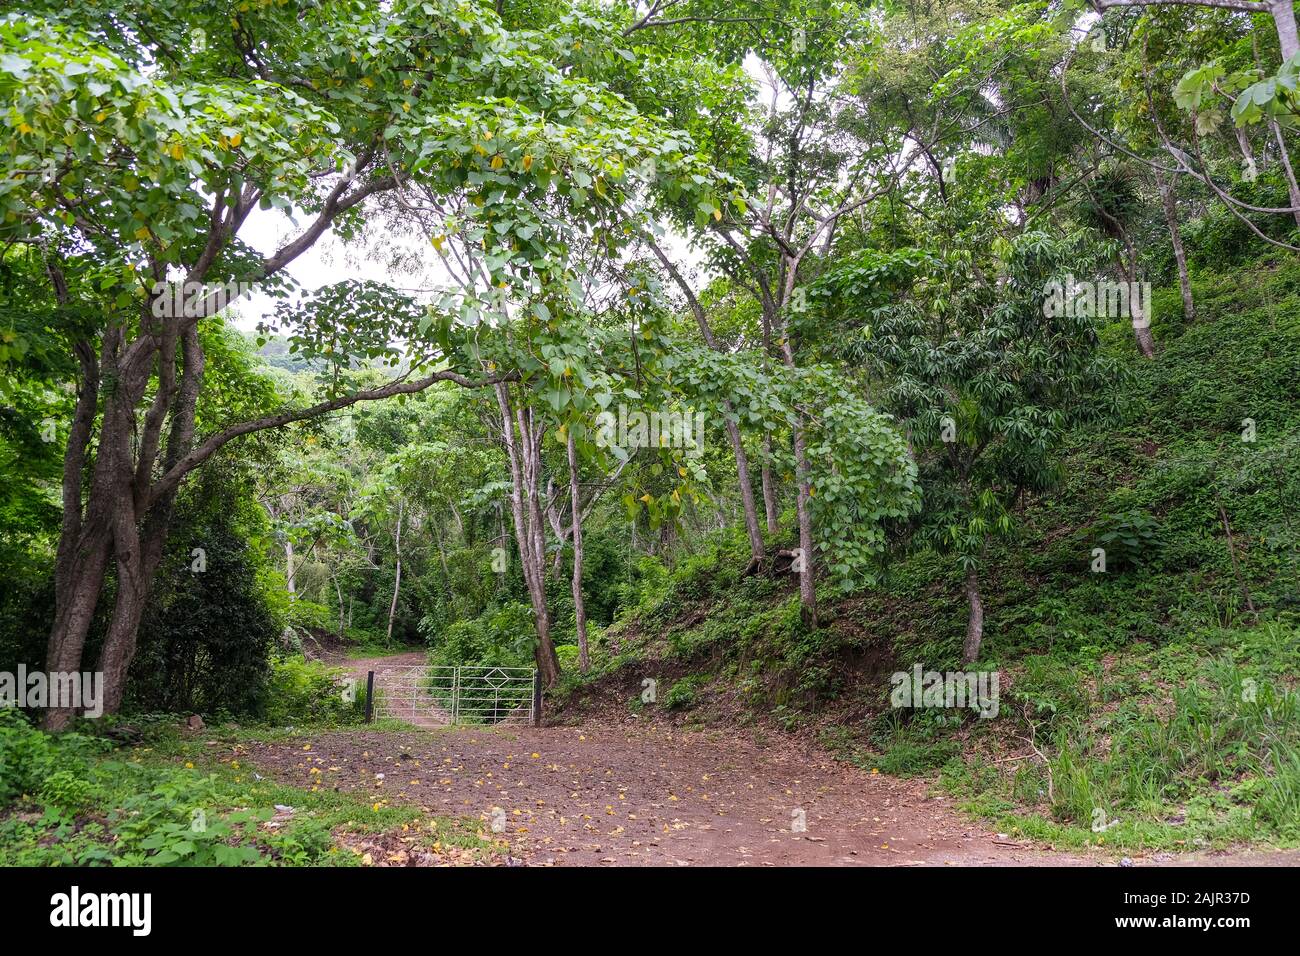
366, 664, 538, 726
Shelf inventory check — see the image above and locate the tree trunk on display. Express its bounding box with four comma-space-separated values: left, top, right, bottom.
94, 324, 203, 715
495, 384, 561, 687
962, 565, 984, 664
1268, 118, 1300, 228
385, 499, 403, 647
567, 430, 590, 673
774, 267, 816, 625
40, 151, 401, 726
790, 422, 818, 626
1234, 125, 1256, 172
47, 345, 148, 724
1124, 243, 1156, 359
285, 539, 296, 597
332, 569, 345, 638
1248, 24, 1300, 224
1272, 0, 1299, 61
42, 522, 112, 730
1133, 314, 1157, 359
1159, 166, 1196, 323
725, 418, 767, 568
761, 433, 779, 535
43, 338, 122, 728
97, 563, 149, 717
1155, 166, 1196, 322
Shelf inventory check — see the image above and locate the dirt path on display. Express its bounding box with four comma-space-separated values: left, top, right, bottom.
340, 652, 450, 728
337, 650, 427, 684
237, 719, 1095, 866
232, 653, 1298, 867
236, 720, 1300, 866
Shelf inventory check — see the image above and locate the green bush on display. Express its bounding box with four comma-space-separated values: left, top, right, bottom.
423, 602, 534, 669
555, 644, 580, 672
262, 657, 365, 726
38, 769, 99, 816
1087, 508, 1163, 571
663, 675, 706, 711
0, 709, 106, 808
128, 466, 279, 718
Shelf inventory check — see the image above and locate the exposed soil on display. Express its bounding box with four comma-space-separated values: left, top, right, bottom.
230, 653, 1300, 867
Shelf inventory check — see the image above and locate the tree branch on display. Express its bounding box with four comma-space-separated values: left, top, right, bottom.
147, 366, 515, 508
1094, 0, 1268, 11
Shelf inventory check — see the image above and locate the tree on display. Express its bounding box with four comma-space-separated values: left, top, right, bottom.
674, 3, 904, 621
1094, 0, 1299, 61
822, 233, 1122, 663
3, 0, 728, 718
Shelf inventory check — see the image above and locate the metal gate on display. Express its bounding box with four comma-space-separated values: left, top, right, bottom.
367, 665, 537, 727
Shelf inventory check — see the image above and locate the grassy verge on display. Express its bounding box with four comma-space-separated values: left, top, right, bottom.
0, 712, 491, 866
554, 258, 1300, 852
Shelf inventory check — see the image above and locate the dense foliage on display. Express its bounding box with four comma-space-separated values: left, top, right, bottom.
1, 0, 1297, 861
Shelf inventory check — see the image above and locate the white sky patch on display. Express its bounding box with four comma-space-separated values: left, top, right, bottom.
224, 46, 780, 339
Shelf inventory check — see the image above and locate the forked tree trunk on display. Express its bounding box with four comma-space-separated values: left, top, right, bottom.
567, 430, 590, 673
44, 333, 109, 727
495, 383, 561, 687
94, 324, 203, 715
41, 154, 401, 728
46, 315, 159, 727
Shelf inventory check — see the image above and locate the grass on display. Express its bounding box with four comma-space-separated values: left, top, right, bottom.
0, 713, 493, 866
571, 255, 1300, 852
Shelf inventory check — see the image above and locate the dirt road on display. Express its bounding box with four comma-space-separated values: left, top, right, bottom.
234, 654, 1298, 866
240, 720, 1111, 866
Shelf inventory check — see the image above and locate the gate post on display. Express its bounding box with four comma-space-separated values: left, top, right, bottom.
365, 670, 375, 723
451, 666, 460, 724
532, 671, 541, 727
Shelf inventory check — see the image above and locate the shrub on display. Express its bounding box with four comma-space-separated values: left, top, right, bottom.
555, 644, 580, 672
663, 675, 706, 711
38, 769, 99, 816
1086, 508, 1163, 571
423, 602, 534, 669
0, 709, 105, 808
128, 466, 279, 717
262, 657, 365, 726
